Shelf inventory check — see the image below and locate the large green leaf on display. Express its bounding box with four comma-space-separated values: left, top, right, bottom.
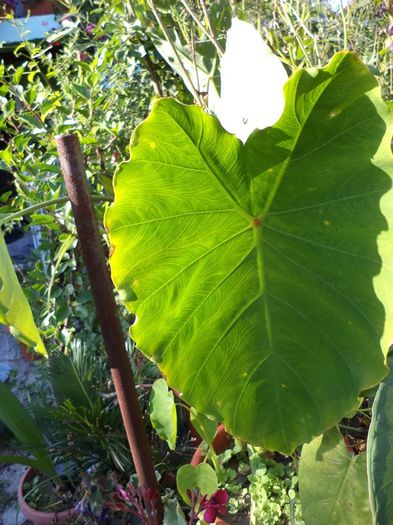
0, 232, 45, 354
106, 52, 393, 453
367, 353, 393, 524
299, 428, 372, 525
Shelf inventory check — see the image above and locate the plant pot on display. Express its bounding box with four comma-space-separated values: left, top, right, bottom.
215, 517, 231, 525
191, 424, 233, 466
23, 0, 55, 16
20, 343, 43, 362
18, 467, 75, 525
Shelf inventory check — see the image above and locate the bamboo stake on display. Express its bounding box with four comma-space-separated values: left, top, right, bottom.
55, 133, 163, 524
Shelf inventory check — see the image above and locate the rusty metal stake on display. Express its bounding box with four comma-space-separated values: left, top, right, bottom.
55, 134, 163, 523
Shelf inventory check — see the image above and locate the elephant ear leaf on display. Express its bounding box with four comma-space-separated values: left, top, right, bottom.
106, 51, 393, 454
0, 232, 45, 355
299, 427, 372, 525
367, 352, 393, 524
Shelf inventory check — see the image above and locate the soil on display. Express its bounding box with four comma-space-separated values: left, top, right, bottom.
340, 398, 371, 454
218, 512, 250, 524
22, 472, 77, 513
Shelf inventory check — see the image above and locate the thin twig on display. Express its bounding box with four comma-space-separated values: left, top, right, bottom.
190, 24, 201, 95
147, 0, 204, 106
143, 49, 164, 97
285, 1, 321, 67
339, 0, 348, 50
278, 0, 313, 67
199, 0, 222, 53
179, 0, 223, 56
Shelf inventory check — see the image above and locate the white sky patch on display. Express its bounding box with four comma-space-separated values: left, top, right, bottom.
327, 0, 351, 10
216, 18, 288, 143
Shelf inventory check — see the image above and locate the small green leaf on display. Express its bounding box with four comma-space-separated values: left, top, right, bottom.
72, 84, 91, 100
190, 407, 217, 445
30, 214, 60, 228
12, 67, 24, 84
163, 498, 187, 525
0, 145, 12, 165
149, 378, 177, 450
176, 463, 218, 504
299, 427, 372, 525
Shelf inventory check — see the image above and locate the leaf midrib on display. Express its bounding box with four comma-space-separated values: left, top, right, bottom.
257, 61, 347, 222
164, 110, 253, 222
327, 451, 358, 524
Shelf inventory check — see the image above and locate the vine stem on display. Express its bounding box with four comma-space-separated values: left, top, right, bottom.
0, 195, 113, 227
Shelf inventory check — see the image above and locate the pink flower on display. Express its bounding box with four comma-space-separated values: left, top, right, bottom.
86, 22, 96, 36
117, 484, 132, 502
200, 489, 229, 523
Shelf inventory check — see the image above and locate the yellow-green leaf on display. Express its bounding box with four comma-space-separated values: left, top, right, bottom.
0, 232, 45, 355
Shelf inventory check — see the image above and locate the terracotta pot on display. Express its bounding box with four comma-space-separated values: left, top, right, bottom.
215, 517, 231, 525
191, 424, 233, 466
23, 0, 55, 16
20, 343, 43, 362
18, 468, 75, 525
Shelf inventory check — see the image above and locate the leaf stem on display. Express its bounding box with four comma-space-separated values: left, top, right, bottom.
208, 447, 223, 478
339, 0, 348, 50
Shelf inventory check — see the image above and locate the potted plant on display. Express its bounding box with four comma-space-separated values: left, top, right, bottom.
17, 468, 75, 525
0, 345, 126, 522
0, 382, 76, 524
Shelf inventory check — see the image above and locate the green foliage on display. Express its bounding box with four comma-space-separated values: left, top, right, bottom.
216, 443, 302, 523
251, 0, 391, 80
36, 346, 133, 474
106, 51, 393, 453
0, 382, 56, 479
0, 231, 45, 353
149, 378, 177, 450
176, 463, 218, 504
299, 427, 372, 525
247, 453, 302, 525
0, 0, 167, 351
367, 352, 393, 524
1, 1, 393, 519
